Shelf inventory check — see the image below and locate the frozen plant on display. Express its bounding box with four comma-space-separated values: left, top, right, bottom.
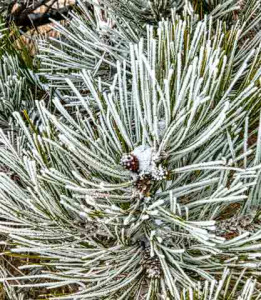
0, 0, 261, 299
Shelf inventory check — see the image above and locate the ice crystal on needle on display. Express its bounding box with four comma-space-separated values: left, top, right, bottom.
122, 145, 169, 180
2, 0, 261, 299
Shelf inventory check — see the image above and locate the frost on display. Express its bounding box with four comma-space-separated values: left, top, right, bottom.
132, 145, 153, 174
158, 120, 166, 138
155, 219, 163, 225
151, 164, 168, 180
130, 145, 168, 182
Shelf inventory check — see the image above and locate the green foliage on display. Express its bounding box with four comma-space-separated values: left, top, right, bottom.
0, 20, 34, 68
0, 21, 49, 131
1, 0, 261, 299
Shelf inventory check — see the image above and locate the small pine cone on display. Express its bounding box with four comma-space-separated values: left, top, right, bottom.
75, 221, 106, 238
146, 261, 161, 279
120, 154, 139, 172
134, 174, 152, 195
215, 212, 257, 239
141, 248, 162, 279
85, 223, 99, 236
151, 165, 169, 181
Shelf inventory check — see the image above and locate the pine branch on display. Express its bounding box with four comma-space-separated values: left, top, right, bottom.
1, 1, 261, 299
2, 0, 77, 31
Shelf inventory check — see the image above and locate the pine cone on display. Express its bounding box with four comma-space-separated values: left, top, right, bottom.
120, 154, 139, 172
141, 248, 162, 279
134, 174, 152, 196
215, 211, 257, 239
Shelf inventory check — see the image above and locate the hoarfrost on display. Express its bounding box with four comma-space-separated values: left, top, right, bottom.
132, 145, 153, 174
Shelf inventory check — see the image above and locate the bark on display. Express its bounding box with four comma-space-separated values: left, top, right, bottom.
6, 0, 76, 31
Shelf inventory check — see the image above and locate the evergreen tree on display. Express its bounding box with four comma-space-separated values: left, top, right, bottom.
1, 0, 261, 299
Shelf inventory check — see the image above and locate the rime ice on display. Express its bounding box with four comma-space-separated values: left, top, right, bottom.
132, 145, 153, 174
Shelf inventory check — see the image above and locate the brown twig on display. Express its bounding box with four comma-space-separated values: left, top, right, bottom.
7, 0, 76, 31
